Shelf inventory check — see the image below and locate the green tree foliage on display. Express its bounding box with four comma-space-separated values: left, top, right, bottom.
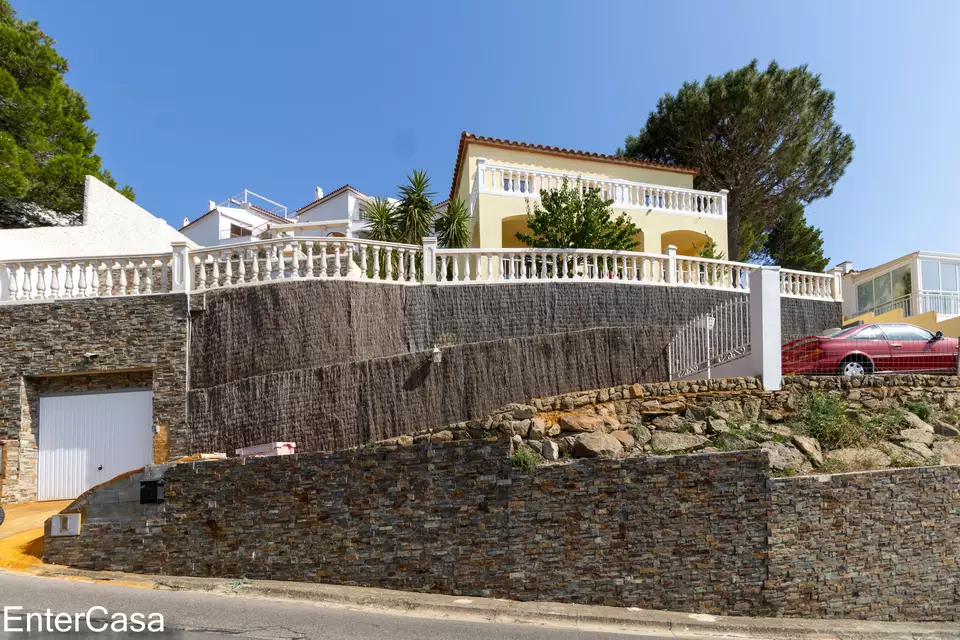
759, 202, 830, 271
619, 60, 853, 268
394, 169, 435, 244
433, 197, 471, 248
692, 236, 725, 260
516, 179, 640, 250
360, 196, 397, 242
0, 0, 133, 227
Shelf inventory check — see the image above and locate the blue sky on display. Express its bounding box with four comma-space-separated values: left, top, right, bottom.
18, 0, 960, 268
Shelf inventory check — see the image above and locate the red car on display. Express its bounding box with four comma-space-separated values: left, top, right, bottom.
782, 323, 960, 376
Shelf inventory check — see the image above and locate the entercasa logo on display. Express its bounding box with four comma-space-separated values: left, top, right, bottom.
3, 606, 164, 633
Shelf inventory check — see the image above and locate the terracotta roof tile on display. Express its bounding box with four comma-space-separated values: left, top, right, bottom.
448, 132, 698, 200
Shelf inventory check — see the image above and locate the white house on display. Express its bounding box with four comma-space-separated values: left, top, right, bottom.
0, 176, 194, 260
841, 251, 960, 321
178, 190, 290, 247
293, 185, 396, 239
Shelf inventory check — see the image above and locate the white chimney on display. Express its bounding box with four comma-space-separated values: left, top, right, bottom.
182, 217, 189, 227
315, 187, 324, 200
207, 200, 216, 211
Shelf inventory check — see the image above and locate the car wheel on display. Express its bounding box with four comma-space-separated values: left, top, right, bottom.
839, 357, 870, 377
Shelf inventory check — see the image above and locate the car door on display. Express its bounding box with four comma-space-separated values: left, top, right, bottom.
883, 324, 941, 372
846, 324, 893, 372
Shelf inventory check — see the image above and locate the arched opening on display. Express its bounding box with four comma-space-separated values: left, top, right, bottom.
329, 231, 347, 238
502, 215, 532, 248
660, 230, 713, 257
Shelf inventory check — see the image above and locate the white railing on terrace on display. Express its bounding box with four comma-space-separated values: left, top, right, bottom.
190, 237, 423, 290
0, 253, 177, 301
477, 159, 727, 218
779, 268, 841, 301
433, 246, 755, 292
858, 291, 960, 319
0, 238, 842, 304
667, 296, 751, 380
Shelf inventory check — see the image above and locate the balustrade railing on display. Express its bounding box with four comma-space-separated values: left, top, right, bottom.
779, 268, 840, 301
1, 239, 840, 303
477, 160, 727, 218
0, 254, 175, 302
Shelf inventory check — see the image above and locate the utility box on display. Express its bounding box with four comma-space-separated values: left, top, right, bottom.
235, 442, 296, 457
140, 479, 166, 504
49, 513, 81, 537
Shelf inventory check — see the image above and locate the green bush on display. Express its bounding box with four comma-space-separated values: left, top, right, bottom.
857, 408, 906, 442
510, 448, 539, 474
904, 401, 934, 422
799, 391, 853, 449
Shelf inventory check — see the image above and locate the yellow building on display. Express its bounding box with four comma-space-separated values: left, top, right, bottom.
449, 133, 729, 256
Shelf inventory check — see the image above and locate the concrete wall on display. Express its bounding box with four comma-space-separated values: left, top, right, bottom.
44, 436, 960, 622
0, 294, 189, 503
0, 176, 193, 259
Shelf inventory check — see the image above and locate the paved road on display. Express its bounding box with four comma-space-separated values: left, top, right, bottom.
0, 572, 719, 639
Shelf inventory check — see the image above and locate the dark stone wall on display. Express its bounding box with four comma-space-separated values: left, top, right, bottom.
769, 466, 960, 621
0, 295, 189, 502
187, 281, 743, 453
45, 442, 771, 616
780, 297, 842, 343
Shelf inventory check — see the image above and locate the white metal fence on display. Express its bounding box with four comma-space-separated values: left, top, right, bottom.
667, 296, 752, 380
0, 237, 842, 304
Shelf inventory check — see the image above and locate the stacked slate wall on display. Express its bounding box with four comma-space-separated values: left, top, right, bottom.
45, 442, 771, 615
780, 297, 842, 343
187, 281, 744, 454
45, 439, 960, 621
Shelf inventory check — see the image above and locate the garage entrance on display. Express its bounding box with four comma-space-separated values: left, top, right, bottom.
37, 389, 154, 501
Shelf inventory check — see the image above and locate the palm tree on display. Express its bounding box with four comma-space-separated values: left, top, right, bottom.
395, 169, 435, 244
434, 197, 471, 248
361, 197, 397, 242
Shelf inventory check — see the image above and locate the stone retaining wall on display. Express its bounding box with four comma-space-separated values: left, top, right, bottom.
44, 436, 960, 621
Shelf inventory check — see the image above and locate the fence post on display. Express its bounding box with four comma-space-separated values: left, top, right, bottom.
749, 266, 782, 391
665, 245, 677, 284
171, 242, 191, 292
828, 265, 844, 302
0, 264, 9, 301
422, 237, 438, 284
719, 188, 729, 217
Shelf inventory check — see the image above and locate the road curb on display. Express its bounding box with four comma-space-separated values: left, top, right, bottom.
24, 565, 960, 639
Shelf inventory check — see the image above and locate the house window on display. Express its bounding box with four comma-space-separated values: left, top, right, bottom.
857, 264, 914, 314
921, 260, 941, 291
230, 224, 252, 238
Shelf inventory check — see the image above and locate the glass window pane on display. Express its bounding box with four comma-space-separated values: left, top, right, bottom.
874, 273, 893, 305
892, 265, 912, 298
850, 325, 884, 340
883, 324, 933, 341
941, 263, 959, 292
858, 282, 874, 312
922, 260, 941, 291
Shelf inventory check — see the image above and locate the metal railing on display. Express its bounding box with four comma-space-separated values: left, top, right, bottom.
667, 296, 751, 380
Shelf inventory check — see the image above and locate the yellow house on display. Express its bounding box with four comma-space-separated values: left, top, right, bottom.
449, 133, 729, 256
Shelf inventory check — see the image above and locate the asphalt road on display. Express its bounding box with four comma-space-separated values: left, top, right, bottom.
0, 573, 706, 640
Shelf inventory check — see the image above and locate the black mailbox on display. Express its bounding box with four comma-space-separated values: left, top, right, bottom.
140, 479, 166, 504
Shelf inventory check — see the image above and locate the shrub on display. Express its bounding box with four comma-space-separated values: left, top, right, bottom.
772, 465, 798, 478
510, 448, 539, 474
799, 391, 853, 449
904, 401, 934, 422
857, 408, 906, 442
890, 452, 924, 468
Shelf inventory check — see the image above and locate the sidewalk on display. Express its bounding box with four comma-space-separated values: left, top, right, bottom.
14, 563, 960, 640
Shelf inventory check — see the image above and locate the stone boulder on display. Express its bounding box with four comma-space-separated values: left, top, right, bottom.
757, 423, 792, 438
760, 441, 810, 472
541, 440, 560, 461
528, 418, 548, 441
651, 414, 684, 431
934, 441, 960, 465
823, 448, 891, 472
902, 412, 934, 433
650, 431, 707, 453
899, 440, 935, 461
611, 430, 636, 450
791, 435, 823, 467
629, 424, 652, 446
934, 420, 960, 438
559, 414, 605, 433
572, 432, 624, 458
714, 433, 759, 451
706, 416, 730, 434
430, 430, 454, 444
896, 428, 935, 447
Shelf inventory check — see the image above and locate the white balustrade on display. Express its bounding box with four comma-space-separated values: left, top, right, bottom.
189, 237, 423, 291
779, 269, 840, 301
477, 162, 727, 218
0, 254, 174, 302
674, 255, 755, 292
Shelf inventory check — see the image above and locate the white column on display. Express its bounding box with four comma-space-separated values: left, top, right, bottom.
719, 189, 729, 217
0, 264, 10, 301
422, 237, 438, 284
665, 245, 677, 284
171, 242, 191, 292
476, 157, 486, 192
750, 266, 782, 391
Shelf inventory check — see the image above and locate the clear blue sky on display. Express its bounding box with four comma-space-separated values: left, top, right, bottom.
18, 0, 960, 269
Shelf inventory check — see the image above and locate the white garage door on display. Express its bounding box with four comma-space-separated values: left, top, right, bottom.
38, 389, 154, 501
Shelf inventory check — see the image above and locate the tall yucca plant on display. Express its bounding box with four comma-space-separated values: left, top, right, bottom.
361, 196, 397, 242
434, 197, 471, 248
395, 169, 435, 244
